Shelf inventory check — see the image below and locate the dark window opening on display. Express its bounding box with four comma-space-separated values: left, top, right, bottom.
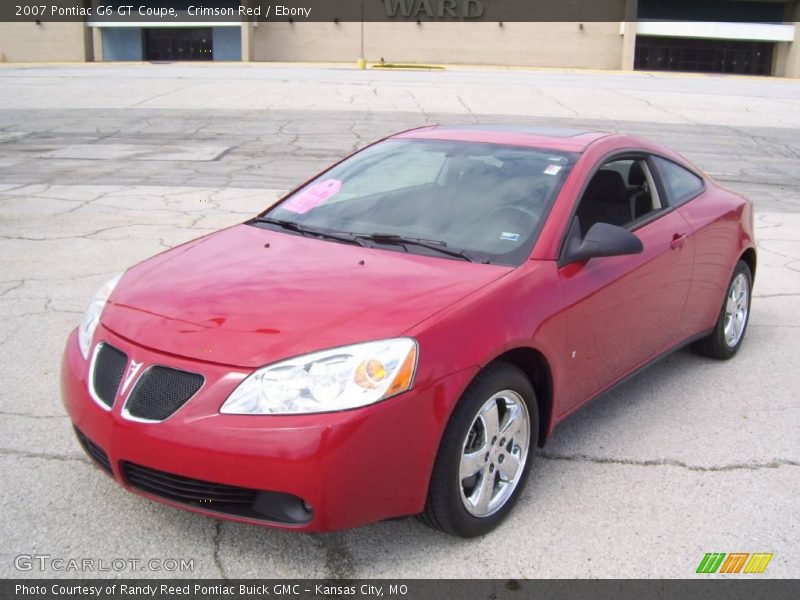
638, 0, 786, 23
635, 36, 774, 76
575, 159, 664, 237
144, 28, 213, 61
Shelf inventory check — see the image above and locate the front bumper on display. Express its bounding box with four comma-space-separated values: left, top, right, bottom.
62, 327, 476, 532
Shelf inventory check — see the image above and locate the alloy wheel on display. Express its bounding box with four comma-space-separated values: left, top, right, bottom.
459, 390, 530, 517
724, 273, 749, 348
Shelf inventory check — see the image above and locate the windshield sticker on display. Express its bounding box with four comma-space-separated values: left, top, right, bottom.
500, 232, 521, 242
283, 179, 342, 214
543, 164, 562, 176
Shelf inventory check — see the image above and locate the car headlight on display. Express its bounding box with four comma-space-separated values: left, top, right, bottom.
220, 338, 418, 415
78, 272, 123, 360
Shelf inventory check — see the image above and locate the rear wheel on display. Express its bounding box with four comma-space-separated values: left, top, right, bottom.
419, 363, 538, 537
693, 260, 752, 360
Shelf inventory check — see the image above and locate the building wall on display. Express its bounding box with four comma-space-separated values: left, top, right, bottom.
252, 21, 625, 69
0, 3, 797, 78
774, 1, 800, 77
0, 22, 87, 62
252, 22, 360, 63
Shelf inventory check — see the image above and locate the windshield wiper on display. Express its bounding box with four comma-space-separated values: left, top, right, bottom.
254, 217, 368, 247
255, 219, 477, 262
356, 232, 475, 262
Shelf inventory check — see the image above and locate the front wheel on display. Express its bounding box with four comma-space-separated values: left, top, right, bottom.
693, 259, 752, 360
419, 363, 538, 537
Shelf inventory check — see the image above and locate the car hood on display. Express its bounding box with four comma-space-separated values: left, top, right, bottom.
102, 224, 512, 368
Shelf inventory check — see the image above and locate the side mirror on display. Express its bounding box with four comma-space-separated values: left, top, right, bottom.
564, 221, 643, 265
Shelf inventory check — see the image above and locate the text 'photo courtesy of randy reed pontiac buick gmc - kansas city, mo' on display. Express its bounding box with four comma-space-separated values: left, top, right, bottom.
62, 125, 756, 538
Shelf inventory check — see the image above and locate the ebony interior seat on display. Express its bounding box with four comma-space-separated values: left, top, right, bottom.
576, 170, 631, 236
627, 162, 654, 220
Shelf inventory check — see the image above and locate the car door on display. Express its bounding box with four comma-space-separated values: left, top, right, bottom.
557, 155, 695, 416
649, 156, 725, 339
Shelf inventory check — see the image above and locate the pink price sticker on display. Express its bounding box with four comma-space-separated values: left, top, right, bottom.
282, 179, 342, 214
543, 164, 562, 176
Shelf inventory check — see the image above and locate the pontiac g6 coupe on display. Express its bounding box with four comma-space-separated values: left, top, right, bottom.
62, 126, 755, 537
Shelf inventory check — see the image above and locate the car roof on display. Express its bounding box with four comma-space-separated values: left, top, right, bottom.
393, 124, 613, 153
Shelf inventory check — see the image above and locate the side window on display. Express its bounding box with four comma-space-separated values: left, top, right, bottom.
652, 157, 704, 206
574, 157, 662, 236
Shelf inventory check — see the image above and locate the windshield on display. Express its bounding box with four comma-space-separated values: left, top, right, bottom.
254, 138, 577, 266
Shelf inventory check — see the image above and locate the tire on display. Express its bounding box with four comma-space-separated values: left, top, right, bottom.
419, 362, 538, 537
692, 260, 752, 360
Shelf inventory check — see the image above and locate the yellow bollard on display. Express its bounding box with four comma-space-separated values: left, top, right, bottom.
357, 57, 366, 70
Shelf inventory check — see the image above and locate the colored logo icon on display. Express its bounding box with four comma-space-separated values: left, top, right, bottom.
696, 553, 773, 574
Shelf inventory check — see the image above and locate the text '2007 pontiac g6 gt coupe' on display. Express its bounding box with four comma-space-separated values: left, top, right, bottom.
62, 125, 755, 537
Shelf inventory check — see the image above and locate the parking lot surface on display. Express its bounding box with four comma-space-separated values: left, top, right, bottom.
0, 64, 798, 578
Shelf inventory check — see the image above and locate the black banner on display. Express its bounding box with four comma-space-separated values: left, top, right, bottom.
3, 580, 800, 600
0, 0, 684, 24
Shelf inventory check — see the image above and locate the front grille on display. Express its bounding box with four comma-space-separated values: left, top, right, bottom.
125, 366, 204, 421
121, 462, 313, 524
74, 427, 113, 475
91, 343, 128, 408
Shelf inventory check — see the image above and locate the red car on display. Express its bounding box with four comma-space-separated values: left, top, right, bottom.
62, 125, 755, 537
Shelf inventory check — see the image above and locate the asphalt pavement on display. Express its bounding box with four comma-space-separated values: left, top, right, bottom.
0, 63, 797, 578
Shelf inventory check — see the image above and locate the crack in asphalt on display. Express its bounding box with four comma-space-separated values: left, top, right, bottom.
456, 95, 479, 123
0, 448, 88, 464
535, 88, 580, 118
0, 280, 25, 297
754, 293, 800, 299
4, 308, 83, 320
213, 521, 229, 579
611, 89, 693, 124
539, 451, 800, 472
0, 410, 66, 419
0, 222, 215, 242
404, 90, 432, 123
131, 85, 191, 108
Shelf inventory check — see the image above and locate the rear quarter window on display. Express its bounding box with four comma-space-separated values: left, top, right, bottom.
652, 156, 704, 206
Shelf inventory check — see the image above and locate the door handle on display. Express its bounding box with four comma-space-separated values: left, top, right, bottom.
670, 233, 688, 250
